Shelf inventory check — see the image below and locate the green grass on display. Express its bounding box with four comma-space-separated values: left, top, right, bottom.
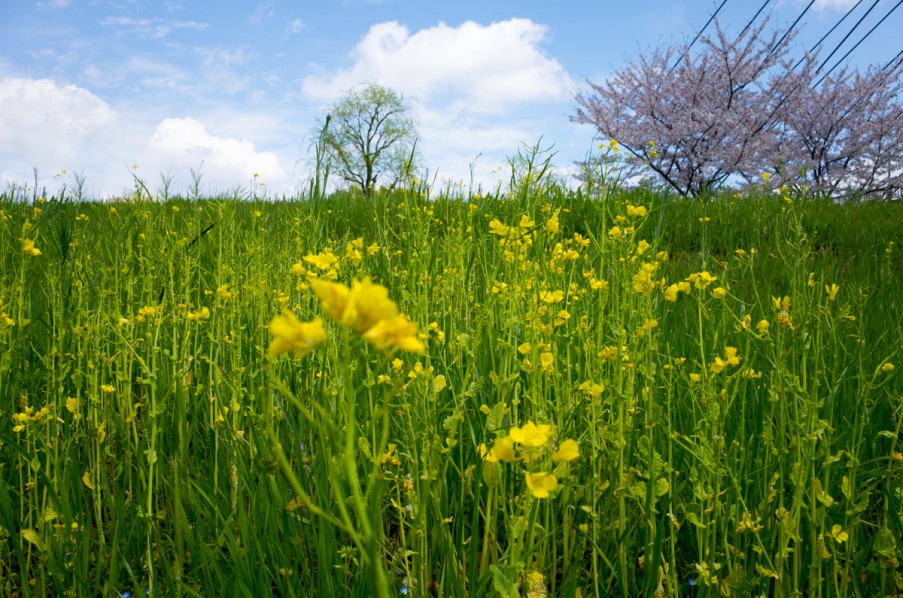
0, 182, 901, 597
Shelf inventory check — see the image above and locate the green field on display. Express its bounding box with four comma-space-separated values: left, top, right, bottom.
1, 181, 901, 596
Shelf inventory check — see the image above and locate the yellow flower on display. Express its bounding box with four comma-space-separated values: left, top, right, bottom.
291, 262, 307, 276
608, 226, 623, 239
546, 209, 560, 234
626, 204, 647, 217
687, 271, 717, 290
830, 524, 848, 543
432, 375, 447, 393
186, 307, 211, 322
488, 219, 511, 237
578, 381, 604, 397
881, 362, 895, 373
362, 314, 425, 354
711, 347, 741, 373
517, 342, 532, 355
552, 439, 580, 462
23, 239, 42, 256
509, 421, 554, 447
711, 287, 727, 299
689, 373, 701, 384
486, 436, 516, 462
518, 214, 535, 229
303, 251, 338, 270
525, 472, 558, 498
100, 384, 115, 393
267, 312, 326, 359
664, 283, 680, 302
825, 283, 839, 302
756, 319, 770, 334
311, 277, 399, 334
540, 352, 554, 372
636, 239, 651, 255
539, 290, 565, 304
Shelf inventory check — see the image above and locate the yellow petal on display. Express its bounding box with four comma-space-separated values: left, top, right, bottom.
553, 439, 580, 462
525, 472, 558, 498
82, 470, 95, 491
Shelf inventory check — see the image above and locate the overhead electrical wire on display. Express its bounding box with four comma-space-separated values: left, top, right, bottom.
883, 48, 903, 71
790, 0, 867, 71
738, 0, 773, 39
814, 0, 882, 74
768, 0, 816, 55
814, 0, 903, 87
672, 0, 730, 69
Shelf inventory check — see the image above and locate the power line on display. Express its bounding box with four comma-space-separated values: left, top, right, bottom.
884, 48, 903, 71
815, 0, 881, 74
814, 0, 903, 87
791, 0, 866, 71
672, 0, 730, 69
738, 0, 773, 39
769, 0, 816, 55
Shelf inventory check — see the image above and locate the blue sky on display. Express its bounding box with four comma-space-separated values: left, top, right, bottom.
1, 0, 899, 197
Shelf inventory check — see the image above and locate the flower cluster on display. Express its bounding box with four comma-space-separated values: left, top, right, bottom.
12, 403, 55, 433
311, 277, 424, 354
479, 421, 580, 499
267, 277, 424, 360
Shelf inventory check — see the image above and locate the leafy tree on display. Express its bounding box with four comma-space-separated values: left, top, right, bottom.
315, 83, 418, 196
573, 19, 903, 199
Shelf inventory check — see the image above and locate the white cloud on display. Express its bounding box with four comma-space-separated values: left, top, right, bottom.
101, 16, 207, 38
813, 0, 859, 9
149, 117, 287, 188
0, 78, 294, 196
0, 77, 118, 170
301, 19, 573, 114
288, 18, 305, 34
37, 0, 71, 8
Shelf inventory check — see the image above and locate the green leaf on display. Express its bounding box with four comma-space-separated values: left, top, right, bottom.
490, 565, 521, 598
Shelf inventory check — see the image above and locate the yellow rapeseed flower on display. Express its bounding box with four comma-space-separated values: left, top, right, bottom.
493, 436, 517, 462
509, 421, 554, 447
552, 439, 580, 462
711, 347, 741, 373
540, 352, 554, 372
303, 251, 338, 270
664, 283, 680, 302
267, 312, 326, 359
546, 209, 560, 234
825, 283, 840, 302
626, 204, 647, 217
687, 271, 717, 290
525, 472, 558, 498
23, 239, 42, 256
363, 314, 425, 354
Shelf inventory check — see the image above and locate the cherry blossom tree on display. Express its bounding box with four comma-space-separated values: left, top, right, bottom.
573, 19, 903, 199
776, 63, 903, 199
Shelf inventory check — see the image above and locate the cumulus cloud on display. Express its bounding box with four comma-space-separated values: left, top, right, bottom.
301, 19, 573, 114
0, 78, 293, 196
0, 77, 118, 170
150, 117, 286, 186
